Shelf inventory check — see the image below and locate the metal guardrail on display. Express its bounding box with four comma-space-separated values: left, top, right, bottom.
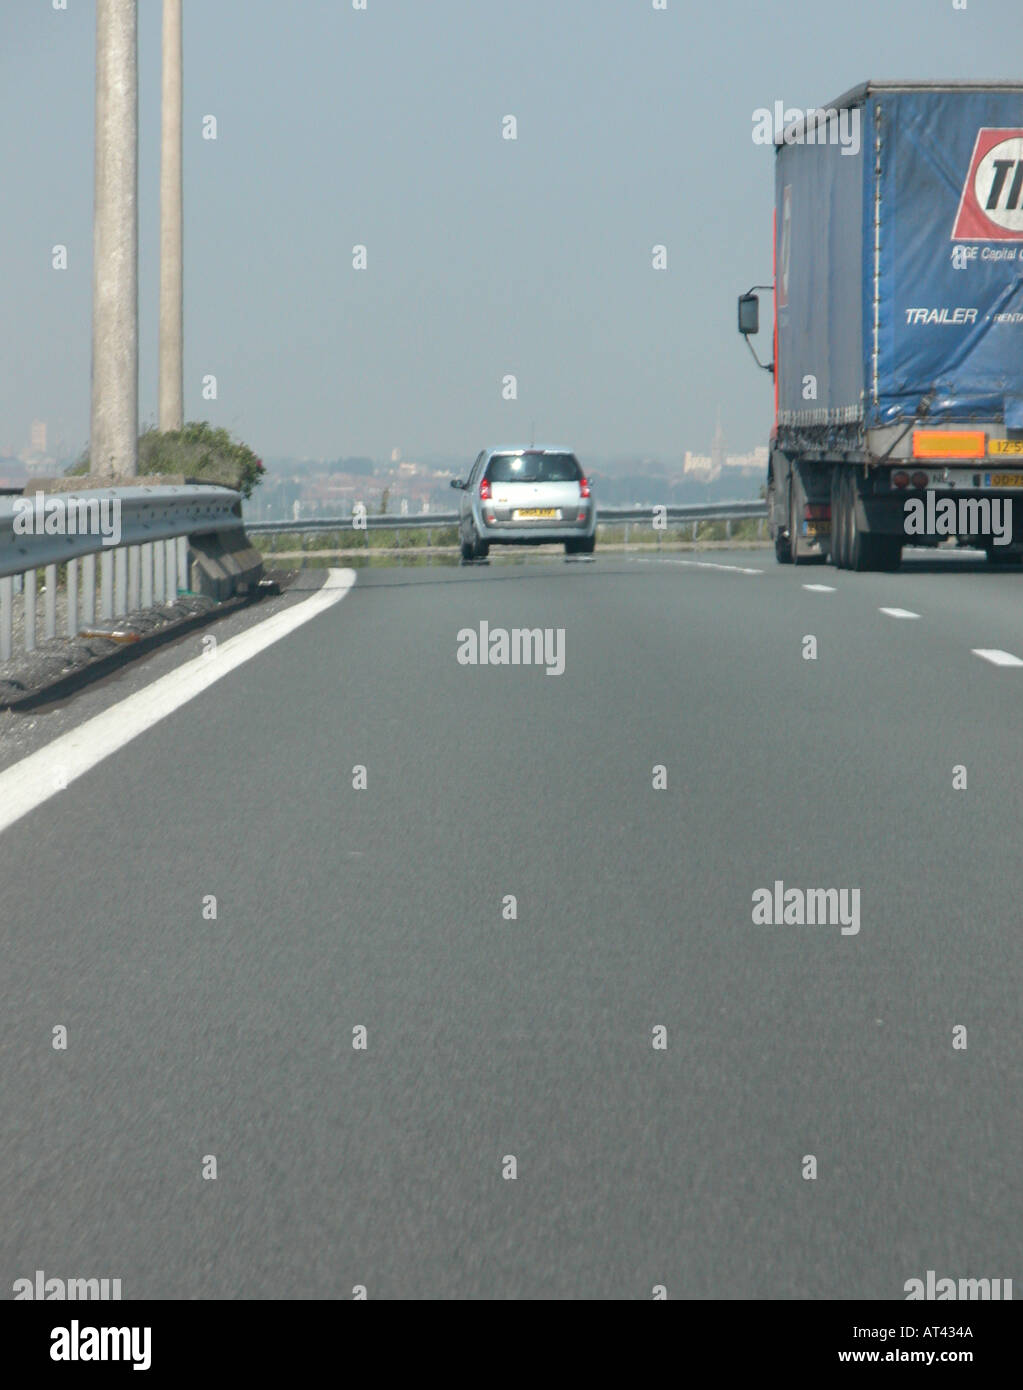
0, 484, 243, 661
244, 500, 768, 536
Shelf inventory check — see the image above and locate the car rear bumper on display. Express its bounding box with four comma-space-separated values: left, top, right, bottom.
473, 505, 596, 544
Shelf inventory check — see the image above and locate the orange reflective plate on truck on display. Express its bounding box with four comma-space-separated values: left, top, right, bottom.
912, 430, 987, 459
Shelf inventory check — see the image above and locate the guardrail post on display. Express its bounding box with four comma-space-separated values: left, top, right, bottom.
100, 550, 114, 620
44, 564, 57, 640
0, 576, 12, 661
141, 542, 153, 608
24, 569, 37, 653
67, 559, 79, 638
692, 520, 698, 541
624, 522, 629, 550
176, 536, 187, 591
154, 539, 165, 604
128, 545, 140, 611
114, 546, 128, 616
726, 519, 732, 541
165, 537, 177, 601
757, 517, 765, 538
83, 553, 96, 627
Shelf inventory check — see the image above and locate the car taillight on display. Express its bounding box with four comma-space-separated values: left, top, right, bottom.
579, 477, 590, 498
911, 471, 928, 490
479, 478, 491, 500
893, 471, 910, 489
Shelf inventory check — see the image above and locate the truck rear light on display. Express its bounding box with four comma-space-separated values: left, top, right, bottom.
911, 471, 929, 489
576, 510, 587, 522
579, 477, 591, 498
479, 478, 492, 500
893, 471, 910, 489
912, 430, 986, 460
803, 504, 830, 520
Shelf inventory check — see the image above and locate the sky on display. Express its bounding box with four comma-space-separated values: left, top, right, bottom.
3, 0, 1022, 467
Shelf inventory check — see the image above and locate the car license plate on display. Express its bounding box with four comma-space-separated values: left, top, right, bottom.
987, 473, 1023, 487
989, 440, 1023, 456
514, 508, 559, 519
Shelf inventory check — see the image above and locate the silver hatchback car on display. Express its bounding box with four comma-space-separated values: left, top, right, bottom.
451, 446, 596, 562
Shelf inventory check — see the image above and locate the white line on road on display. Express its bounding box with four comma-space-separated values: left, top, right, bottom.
803, 584, 836, 592
972, 648, 1023, 667
634, 558, 763, 575
0, 568, 357, 837
879, 607, 920, 619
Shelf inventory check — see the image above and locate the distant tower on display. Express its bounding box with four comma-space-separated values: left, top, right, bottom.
710, 408, 725, 471
30, 420, 47, 454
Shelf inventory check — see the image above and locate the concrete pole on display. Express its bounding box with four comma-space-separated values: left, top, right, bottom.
159, 0, 184, 432
90, 0, 138, 479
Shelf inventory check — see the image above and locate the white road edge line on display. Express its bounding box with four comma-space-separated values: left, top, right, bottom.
972, 648, 1023, 667
879, 607, 920, 619
0, 568, 357, 838
803, 584, 836, 592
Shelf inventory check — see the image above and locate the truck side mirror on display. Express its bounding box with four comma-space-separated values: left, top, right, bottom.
738, 293, 760, 336
449, 478, 464, 489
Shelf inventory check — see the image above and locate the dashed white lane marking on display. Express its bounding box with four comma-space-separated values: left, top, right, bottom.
879, 607, 920, 619
634, 558, 762, 575
803, 584, 836, 592
972, 648, 1023, 667
0, 568, 357, 837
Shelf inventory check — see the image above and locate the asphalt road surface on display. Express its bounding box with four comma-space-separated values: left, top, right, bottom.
1, 549, 1020, 1299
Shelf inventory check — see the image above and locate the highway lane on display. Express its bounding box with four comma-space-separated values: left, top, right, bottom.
1, 550, 1020, 1299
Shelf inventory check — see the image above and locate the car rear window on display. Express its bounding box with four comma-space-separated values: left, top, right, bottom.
485, 452, 582, 483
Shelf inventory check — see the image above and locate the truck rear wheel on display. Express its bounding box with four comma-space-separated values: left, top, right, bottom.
769, 477, 792, 564
842, 469, 900, 572
831, 469, 850, 568
789, 488, 801, 565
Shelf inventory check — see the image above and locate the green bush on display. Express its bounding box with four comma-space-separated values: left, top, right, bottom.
69, 422, 266, 499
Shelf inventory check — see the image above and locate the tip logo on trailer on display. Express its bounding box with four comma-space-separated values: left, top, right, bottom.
952, 130, 1023, 240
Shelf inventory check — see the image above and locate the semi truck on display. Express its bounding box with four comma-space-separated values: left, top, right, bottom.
738, 81, 1023, 570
